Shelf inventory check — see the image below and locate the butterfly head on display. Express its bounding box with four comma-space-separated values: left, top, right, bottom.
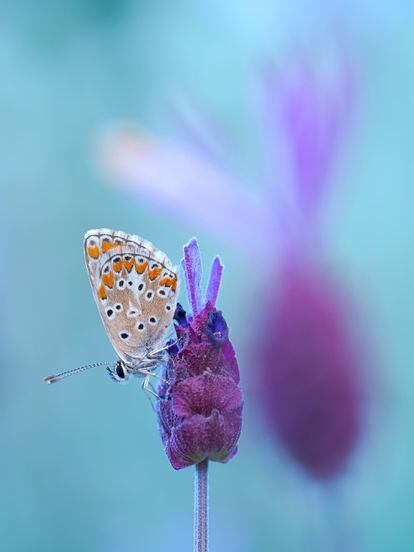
107, 360, 131, 384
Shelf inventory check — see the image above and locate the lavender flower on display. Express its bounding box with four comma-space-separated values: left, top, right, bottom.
156, 238, 242, 552
98, 127, 270, 250
259, 254, 364, 479
262, 57, 354, 222
256, 56, 365, 480
157, 238, 243, 470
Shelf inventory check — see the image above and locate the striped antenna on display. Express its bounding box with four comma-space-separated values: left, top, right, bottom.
43, 361, 114, 385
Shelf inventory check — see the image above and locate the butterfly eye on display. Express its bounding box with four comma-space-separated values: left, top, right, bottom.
116, 362, 127, 379
108, 360, 130, 384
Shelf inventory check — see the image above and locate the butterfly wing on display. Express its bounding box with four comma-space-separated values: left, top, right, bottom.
84, 229, 179, 365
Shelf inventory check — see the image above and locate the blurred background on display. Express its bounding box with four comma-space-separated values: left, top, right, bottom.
1, 1, 414, 550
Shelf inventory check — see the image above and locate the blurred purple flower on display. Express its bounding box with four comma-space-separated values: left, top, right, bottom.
99, 54, 369, 480
97, 128, 271, 249
262, 58, 354, 223
256, 56, 364, 479
259, 254, 364, 479
157, 239, 243, 470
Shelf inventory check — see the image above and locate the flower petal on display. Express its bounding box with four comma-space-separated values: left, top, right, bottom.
261, 55, 355, 222
173, 302, 188, 329
172, 374, 243, 418
205, 256, 223, 308
258, 257, 364, 479
97, 127, 270, 249
221, 340, 240, 384
183, 238, 203, 315
167, 410, 242, 470
205, 310, 228, 346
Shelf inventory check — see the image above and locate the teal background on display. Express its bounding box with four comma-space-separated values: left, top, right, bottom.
1, 2, 414, 550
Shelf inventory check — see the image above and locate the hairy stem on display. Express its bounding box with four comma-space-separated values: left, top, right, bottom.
194, 459, 209, 552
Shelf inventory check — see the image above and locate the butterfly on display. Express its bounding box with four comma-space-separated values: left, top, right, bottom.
44, 229, 179, 397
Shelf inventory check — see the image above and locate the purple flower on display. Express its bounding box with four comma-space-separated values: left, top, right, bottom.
97, 127, 270, 250
255, 57, 365, 479
259, 255, 364, 479
157, 239, 243, 470
262, 57, 355, 223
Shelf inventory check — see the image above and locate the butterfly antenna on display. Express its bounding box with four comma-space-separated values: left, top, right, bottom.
43, 361, 114, 384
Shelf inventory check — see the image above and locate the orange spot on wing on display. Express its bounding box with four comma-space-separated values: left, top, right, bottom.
113, 261, 122, 273
159, 276, 177, 290
88, 246, 100, 259
98, 284, 107, 300
101, 240, 113, 253
149, 267, 162, 281
123, 259, 134, 272
102, 271, 115, 288
135, 261, 148, 274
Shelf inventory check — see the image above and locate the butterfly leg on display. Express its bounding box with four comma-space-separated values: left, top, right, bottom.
147, 334, 186, 358
142, 375, 163, 400
141, 376, 156, 411
138, 368, 169, 385
149, 371, 168, 385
